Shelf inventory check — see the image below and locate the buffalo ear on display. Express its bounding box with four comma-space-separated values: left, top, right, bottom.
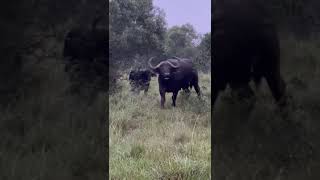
150, 68, 159, 74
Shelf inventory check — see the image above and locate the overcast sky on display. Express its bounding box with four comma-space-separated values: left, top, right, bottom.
153, 0, 211, 34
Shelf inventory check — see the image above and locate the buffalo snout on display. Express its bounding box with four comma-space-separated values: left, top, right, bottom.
162, 73, 171, 80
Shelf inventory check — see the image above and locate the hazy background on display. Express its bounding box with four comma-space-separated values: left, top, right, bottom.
153, 0, 211, 34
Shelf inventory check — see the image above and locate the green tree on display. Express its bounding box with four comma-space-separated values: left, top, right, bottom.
196, 33, 211, 72
109, 0, 166, 67
164, 23, 198, 58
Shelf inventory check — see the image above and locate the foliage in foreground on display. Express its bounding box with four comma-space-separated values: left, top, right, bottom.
212, 35, 320, 179
109, 73, 211, 179
0, 55, 106, 179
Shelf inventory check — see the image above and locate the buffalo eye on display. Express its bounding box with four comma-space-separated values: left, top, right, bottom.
170, 68, 178, 73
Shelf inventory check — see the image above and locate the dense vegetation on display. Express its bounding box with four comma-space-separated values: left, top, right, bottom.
0, 0, 107, 179
109, 0, 211, 87
213, 0, 320, 179
110, 74, 211, 179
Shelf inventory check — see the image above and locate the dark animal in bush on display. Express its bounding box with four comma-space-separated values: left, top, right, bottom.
212, 0, 287, 107
63, 16, 107, 62
148, 57, 201, 108
128, 69, 155, 94
63, 16, 108, 93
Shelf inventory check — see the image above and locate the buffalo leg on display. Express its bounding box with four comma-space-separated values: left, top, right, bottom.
144, 84, 149, 94
192, 75, 201, 97
184, 88, 190, 94
172, 91, 179, 107
194, 83, 201, 97
130, 82, 136, 92
265, 72, 286, 105
160, 90, 166, 108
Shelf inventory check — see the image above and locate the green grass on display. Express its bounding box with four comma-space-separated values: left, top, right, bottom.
109, 73, 211, 179
212, 35, 320, 179
0, 52, 106, 179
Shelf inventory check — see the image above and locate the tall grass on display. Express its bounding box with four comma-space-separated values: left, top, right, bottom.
109, 73, 211, 179
212, 35, 320, 179
0, 38, 106, 179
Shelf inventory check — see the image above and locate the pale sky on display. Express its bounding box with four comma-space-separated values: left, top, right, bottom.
153, 0, 211, 34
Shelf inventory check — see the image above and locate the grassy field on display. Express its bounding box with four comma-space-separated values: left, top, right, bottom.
109, 73, 211, 179
212, 35, 320, 179
0, 40, 107, 179
110, 35, 320, 180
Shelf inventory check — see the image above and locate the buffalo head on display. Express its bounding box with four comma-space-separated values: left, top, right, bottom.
212, 0, 287, 108
63, 15, 108, 95
129, 69, 154, 94
63, 15, 107, 61
148, 57, 179, 80
148, 57, 201, 108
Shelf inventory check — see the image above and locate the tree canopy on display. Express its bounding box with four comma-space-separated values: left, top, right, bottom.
109, 0, 212, 72
164, 24, 198, 58
109, 0, 167, 66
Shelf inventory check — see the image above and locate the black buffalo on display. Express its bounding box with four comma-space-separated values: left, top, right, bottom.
63, 15, 107, 70
63, 16, 108, 93
212, 0, 287, 107
148, 57, 201, 108
129, 69, 156, 94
